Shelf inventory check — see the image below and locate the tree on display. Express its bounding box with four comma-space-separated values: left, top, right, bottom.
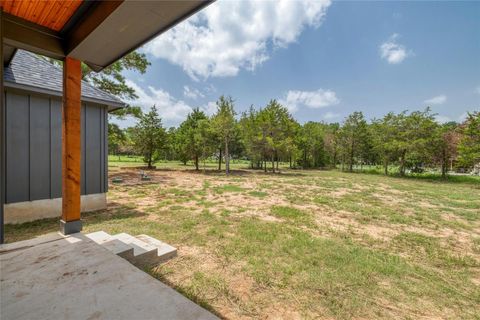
212, 96, 237, 175
371, 113, 402, 175
324, 123, 340, 169
430, 122, 460, 178
131, 106, 165, 169
397, 109, 437, 176
296, 122, 328, 169
457, 111, 480, 169
108, 123, 126, 159
240, 106, 263, 169
339, 112, 369, 172
164, 127, 179, 161
257, 100, 296, 172
88, 51, 149, 120
177, 108, 210, 170
84, 51, 150, 100
196, 118, 216, 171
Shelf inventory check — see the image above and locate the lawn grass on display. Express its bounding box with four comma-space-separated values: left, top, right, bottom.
5, 166, 480, 319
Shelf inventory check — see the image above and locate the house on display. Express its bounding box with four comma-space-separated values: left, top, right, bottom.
1, 0, 212, 241
3, 50, 123, 224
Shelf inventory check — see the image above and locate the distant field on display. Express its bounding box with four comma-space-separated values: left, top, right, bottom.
108, 156, 480, 183
6, 165, 480, 319
108, 155, 255, 170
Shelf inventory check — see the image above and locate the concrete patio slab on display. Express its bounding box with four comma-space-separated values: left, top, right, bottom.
0, 233, 218, 320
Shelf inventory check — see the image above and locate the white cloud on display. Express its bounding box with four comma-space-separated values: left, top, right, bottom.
126, 80, 192, 127
281, 89, 339, 112
126, 80, 218, 126
424, 94, 447, 105
323, 112, 340, 120
379, 34, 411, 64
183, 86, 205, 100
143, 0, 331, 80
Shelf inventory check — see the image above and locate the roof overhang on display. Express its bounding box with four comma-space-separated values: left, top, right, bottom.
1, 0, 213, 71
4, 80, 125, 111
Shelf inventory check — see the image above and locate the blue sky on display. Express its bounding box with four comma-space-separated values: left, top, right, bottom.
117, 0, 480, 128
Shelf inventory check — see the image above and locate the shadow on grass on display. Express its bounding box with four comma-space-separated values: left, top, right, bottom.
346, 169, 480, 186
189, 168, 309, 178
4, 204, 147, 243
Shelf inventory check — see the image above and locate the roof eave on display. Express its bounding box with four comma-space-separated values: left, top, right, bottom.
4, 81, 125, 111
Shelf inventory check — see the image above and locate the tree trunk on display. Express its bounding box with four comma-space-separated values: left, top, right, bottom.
263, 153, 267, 173
195, 154, 199, 171
349, 141, 354, 172
333, 150, 337, 169
218, 147, 222, 171
384, 159, 389, 175
399, 149, 407, 176
225, 140, 230, 175
441, 148, 447, 179
303, 149, 307, 168
289, 154, 292, 169
147, 156, 152, 169
272, 155, 275, 173
276, 151, 279, 172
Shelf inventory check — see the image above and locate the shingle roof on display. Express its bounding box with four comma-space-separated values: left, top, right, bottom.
4, 50, 124, 108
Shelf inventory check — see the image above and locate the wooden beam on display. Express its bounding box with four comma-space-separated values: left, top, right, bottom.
2, 12, 65, 60
60, 57, 82, 235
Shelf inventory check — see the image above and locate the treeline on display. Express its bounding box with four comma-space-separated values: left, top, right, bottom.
109, 96, 480, 178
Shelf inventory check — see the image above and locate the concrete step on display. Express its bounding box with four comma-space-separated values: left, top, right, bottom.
111, 233, 158, 267
85, 231, 113, 244
136, 234, 177, 264
85, 231, 134, 260
85, 231, 177, 267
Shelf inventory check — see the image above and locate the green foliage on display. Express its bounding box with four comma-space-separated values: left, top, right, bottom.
84, 51, 150, 101
239, 100, 298, 171
131, 105, 166, 168
177, 108, 213, 170
338, 111, 370, 172
108, 123, 126, 156
457, 111, 480, 168
296, 121, 328, 168
109, 91, 476, 178
212, 96, 237, 174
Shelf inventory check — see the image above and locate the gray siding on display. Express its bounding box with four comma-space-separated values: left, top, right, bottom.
6, 93, 29, 203
4, 90, 108, 204
30, 96, 51, 201
50, 100, 62, 199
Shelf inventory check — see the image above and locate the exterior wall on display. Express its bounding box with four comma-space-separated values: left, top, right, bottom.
4, 193, 107, 224
4, 90, 108, 206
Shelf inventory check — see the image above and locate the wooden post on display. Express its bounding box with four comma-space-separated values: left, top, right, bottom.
60, 57, 82, 234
